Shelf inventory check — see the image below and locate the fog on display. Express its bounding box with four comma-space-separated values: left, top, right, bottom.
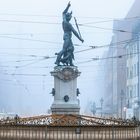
0, 0, 134, 116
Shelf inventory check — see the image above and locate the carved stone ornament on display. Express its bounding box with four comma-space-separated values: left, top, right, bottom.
51, 66, 81, 81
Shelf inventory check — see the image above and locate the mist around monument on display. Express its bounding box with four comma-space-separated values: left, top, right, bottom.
0, 0, 135, 116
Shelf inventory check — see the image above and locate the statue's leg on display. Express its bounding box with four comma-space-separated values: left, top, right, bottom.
70, 57, 74, 66
69, 41, 74, 66
55, 39, 70, 65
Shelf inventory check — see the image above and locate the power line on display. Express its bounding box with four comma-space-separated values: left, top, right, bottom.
0, 13, 60, 17
75, 37, 140, 54
15, 57, 50, 68
0, 34, 138, 53
80, 16, 140, 25
0, 37, 138, 68
4, 73, 47, 77
3, 65, 128, 78
79, 24, 135, 34
1, 13, 140, 20
0, 57, 53, 69
0, 35, 62, 44
0, 33, 61, 36
0, 36, 139, 68
81, 20, 114, 25
77, 51, 140, 64
0, 65, 51, 69
0, 35, 81, 47
1, 50, 136, 68
0, 39, 138, 66
0, 52, 49, 58
0, 58, 40, 63
14, 56, 55, 68
0, 19, 61, 25
0, 19, 139, 34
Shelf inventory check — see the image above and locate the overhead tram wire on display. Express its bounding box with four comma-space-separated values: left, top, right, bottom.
0, 35, 125, 47
0, 52, 52, 58
0, 36, 139, 62
2, 63, 128, 78
0, 65, 53, 69
77, 51, 140, 64
0, 19, 139, 34
0, 37, 139, 68
0, 35, 81, 47
4, 73, 47, 77
74, 37, 140, 54
80, 16, 140, 25
0, 32, 139, 67
0, 38, 137, 56
15, 56, 54, 68
0, 58, 43, 63
0, 63, 128, 69
1, 51, 139, 69
1, 67, 130, 81
1, 63, 130, 76
79, 24, 135, 34
0, 56, 54, 69
0, 19, 61, 25
1, 13, 140, 20
0, 34, 139, 51
0, 35, 63, 45
0, 13, 60, 17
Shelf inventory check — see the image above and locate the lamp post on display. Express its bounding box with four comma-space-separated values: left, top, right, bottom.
120, 90, 124, 118
100, 98, 104, 117
91, 102, 96, 115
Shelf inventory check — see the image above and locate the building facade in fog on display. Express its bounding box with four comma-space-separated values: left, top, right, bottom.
125, 40, 139, 119
104, 0, 140, 119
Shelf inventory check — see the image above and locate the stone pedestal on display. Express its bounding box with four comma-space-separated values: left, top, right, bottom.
50, 66, 81, 114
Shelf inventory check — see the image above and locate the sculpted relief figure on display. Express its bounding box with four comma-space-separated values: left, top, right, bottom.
55, 2, 84, 66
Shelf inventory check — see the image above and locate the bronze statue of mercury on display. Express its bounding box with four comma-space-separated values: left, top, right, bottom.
55, 2, 84, 66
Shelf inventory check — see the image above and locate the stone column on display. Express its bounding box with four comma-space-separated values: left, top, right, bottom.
50, 66, 81, 114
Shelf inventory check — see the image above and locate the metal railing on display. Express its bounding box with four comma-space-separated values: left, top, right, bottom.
0, 114, 140, 140
0, 125, 139, 140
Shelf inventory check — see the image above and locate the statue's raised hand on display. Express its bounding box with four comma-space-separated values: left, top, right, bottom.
68, 1, 71, 7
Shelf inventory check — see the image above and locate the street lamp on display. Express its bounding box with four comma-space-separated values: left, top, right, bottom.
91, 102, 96, 115
100, 98, 104, 117
120, 90, 124, 118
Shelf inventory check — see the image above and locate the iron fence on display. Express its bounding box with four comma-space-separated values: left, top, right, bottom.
0, 125, 139, 140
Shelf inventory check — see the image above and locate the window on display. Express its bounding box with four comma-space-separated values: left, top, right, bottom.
132, 66, 133, 78
126, 48, 130, 59
136, 84, 138, 97
133, 85, 136, 97
134, 64, 136, 77
127, 67, 129, 78
137, 83, 139, 97
130, 70, 133, 79
130, 90, 132, 98
137, 62, 139, 76
127, 86, 129, 98
130, 46, 133, 58
134, 43, 138, 53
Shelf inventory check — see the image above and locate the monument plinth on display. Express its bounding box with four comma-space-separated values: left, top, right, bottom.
50, 66, 81, 114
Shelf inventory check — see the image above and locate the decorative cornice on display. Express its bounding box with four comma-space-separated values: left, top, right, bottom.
51, 66, 81, 81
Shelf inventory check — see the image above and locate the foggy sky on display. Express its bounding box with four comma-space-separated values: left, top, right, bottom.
0, 0, 135, 116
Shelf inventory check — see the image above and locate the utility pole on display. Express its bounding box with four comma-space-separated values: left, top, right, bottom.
100, 98, 104, 117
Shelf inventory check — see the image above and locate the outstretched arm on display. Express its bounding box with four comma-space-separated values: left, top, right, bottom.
71, 25, 84, 43
63, 2, 71, 14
